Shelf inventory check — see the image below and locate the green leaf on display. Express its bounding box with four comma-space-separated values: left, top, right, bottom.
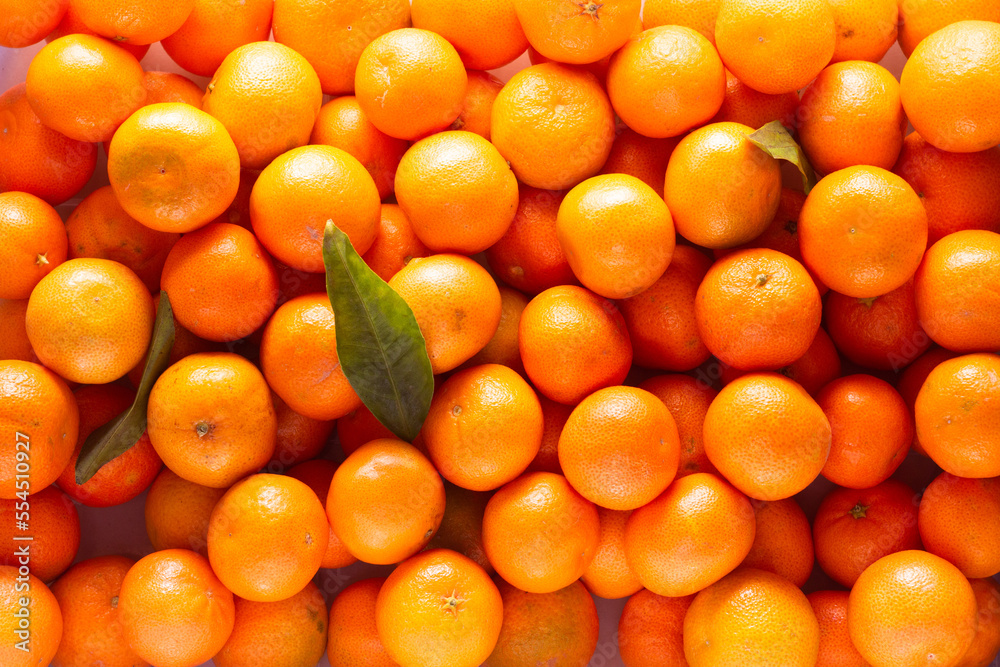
747, 120, 818, 194
75, 291, 176, 485
323, 220, 434, 443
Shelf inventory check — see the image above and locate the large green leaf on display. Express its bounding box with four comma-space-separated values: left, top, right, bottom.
75, 291, 176, 484
323, 220, 433, 443
748, 120, 818, 194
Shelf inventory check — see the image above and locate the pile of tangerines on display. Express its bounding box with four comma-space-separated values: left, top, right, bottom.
2, 0, 1000, 666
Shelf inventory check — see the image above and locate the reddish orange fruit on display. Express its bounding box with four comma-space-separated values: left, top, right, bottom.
617, 588, 693, 667
813, 479, 921, 587
718, 327, 844, 396
599, 128, 679, 198
703, 373, 832, 501
482, 472, 601, 594
559, 386, 680, 511
50, 555, 145, 667
0, 485, 78, 583
0, 82, 96, 206
450, 70, 504, 140
711, 70, 798, 130
0, 566, 62, 667
0, 191, 67, 300
0, 0, 67, 47
639, 374, 718, 477
525, 395, 573, 475
327, 577, 396, 667
513, 0, 640, 64
827, 0, 898, 63
808, 590, 869, 667
0, 299, 34, 362
624, 472, 755, 597
817, 375, 912, 489
285, 459, 356, 569
162, 0, 274, 77
895, 346, 958, 457
741, 498, 814, 588
893, 132, 1000, 245
336, 405, 396, 457
825, 279, 930, 371
411, 0, 528, 70
361, 204, 431, 282
426, 482, 493, 573
144, 468, 226, 556
581, 507, 642, 599
460, 286, 528, 375
960, 578, 1000, 667
56, 384, 162, 507
485, 186, 576, 295
266, 394, 334, 472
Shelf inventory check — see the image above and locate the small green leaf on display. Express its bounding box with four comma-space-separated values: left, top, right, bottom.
747, 120, 818, 194
75, 291, 176, 485
323, 220, 434, 443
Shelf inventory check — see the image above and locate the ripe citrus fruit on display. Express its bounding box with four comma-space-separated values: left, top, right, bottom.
250, 144, 380, 272
711, 70, 799, 129
920, 472, 1000, 579
25, 34, 145, 142
46, 3, 148, 59
512, 0, 640, 64
327, 577, 397, 667
797, 61, 906, 175
526, 395, 573, 475
260, 293, 363, 421
491, 63, 615, 190
118, 549, 236, 667
599, 128, 679, 198
812, 479, 921, 587
808, 590, 869, 667
639, 374, 719, 477
272, 0, 411, 95
900, 20, 1000, 153
214, 581, 327, 667
26, 258, 154, 384
161, 0, 274, 77
144, 468, 226, 556
395, 130, 518, 255
960, 578, 1000, 667
0, 190, 67, 300
411, 0, 528, 70
327, 438, 446, 565
70, 0, 194, 44
202, 41, 323, 169
741, 498, 814, 588
160, 222, 280, 342
208, 474, 329, 602
0, 0, 67, 48
56, 383, 162, 508
355, 27, 467, 141
519, 285, 632, 405
0, 485, 78, 583
704, 373, 831, 500
50, 555, 145, 667
607, 26, 725, 138
618, 590, 693, 667
715, 0, 835, 94
483, 472, 600, 594
557, 173, 675, 299
361, 204, 431, 282
643, 0, 719, 42
426, 482, 493, 573
0, 299, 33, 362
915, 353, 1000, 478
485, 186, 576, 295
0, 566, 62, 667
0, 82, 97, 206
817, 374, 912, 489
581, 507, 642, 600
285, 460, 356, 569
460, 286, 528, 374
267, 395, 335, 471
799, 165, 928, 298
559, 386, 681, 511
388, 254, 502, 374
696, 248, 822, 371
450, 70, 504, 140
147, 352, 277, 488
108, 103, 240, 234
684, 568, 820, 666
893, 132, 1000, 245
914, 230, 1000, 353
664, 122, 782, 249
897, 0, 1000, 57
376, 549, 503, 667
849, 550, 977, 667
310, 96, 409, 201
826, 0, 898, 63
484, 580, 599, 667
624, 472, 755, 597
896, 346, 958, 457
424, 363, 543, 492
